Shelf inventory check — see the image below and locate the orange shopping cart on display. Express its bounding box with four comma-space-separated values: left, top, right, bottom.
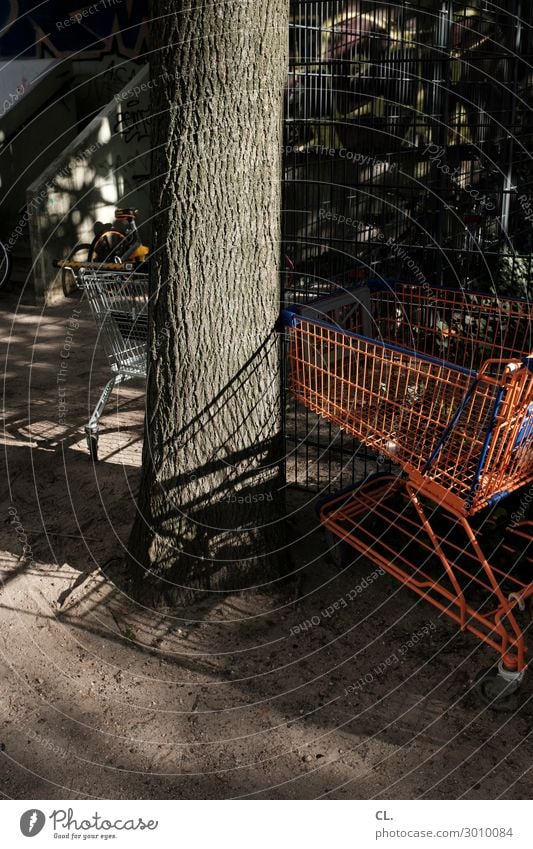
281, 281, 533, 703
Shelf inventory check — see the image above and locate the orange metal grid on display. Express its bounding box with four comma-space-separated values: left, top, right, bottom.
368, 284, 531, 371
284, 283, 533, 673
318, 475, 533, 673
286, 285, 533, 515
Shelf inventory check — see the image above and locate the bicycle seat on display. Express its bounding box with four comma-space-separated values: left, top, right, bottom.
115, 208, 138, 220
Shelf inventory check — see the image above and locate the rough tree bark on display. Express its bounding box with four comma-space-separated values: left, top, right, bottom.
126, 1, 289, 605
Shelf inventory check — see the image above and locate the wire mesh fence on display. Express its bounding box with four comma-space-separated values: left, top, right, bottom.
282, 0, 533, 491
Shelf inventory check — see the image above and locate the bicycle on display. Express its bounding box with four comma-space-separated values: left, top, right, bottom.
89, 208, 150, 264
56, 208, 150, 298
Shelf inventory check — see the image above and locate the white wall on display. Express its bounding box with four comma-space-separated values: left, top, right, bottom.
0, 59, 59, 117
27, 65, 151, 302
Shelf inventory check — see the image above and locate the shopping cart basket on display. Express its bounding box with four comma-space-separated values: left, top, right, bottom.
78, 268, 148, 460
282, 281, 533, 700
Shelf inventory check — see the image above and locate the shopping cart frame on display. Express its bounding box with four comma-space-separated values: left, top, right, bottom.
282, 280, 533, 699
78, 268, 148, 461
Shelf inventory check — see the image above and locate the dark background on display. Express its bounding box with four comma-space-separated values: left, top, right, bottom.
0, 0, 149, 58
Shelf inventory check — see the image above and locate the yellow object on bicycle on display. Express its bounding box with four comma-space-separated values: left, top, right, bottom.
131, 244, 150, 262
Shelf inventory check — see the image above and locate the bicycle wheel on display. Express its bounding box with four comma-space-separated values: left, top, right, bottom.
89, 228, 127, 263
0, 240, 12, 289
62, 243, 91, 298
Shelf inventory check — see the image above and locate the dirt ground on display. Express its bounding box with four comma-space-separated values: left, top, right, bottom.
1, 290, 532, 800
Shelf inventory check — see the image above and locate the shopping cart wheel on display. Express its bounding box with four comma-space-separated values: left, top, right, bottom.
473, 664, 524, 712
87, 431, 99, 461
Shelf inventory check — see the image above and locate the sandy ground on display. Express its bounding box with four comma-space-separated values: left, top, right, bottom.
1, 290, 532, 800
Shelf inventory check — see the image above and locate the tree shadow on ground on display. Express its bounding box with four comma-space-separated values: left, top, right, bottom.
2, 294, 533, 800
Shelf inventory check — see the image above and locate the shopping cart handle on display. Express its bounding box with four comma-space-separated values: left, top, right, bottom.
277, 308, 300, 329
274, 306, 298, 333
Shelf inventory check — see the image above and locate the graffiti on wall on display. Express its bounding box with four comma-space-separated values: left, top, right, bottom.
113, 97, 150, 145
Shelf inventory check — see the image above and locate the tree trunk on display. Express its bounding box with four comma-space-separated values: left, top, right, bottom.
126, 1, 289, 605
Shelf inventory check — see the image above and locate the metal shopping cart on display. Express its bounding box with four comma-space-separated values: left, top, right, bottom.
78, 268, 148, 461
282, 281, 533, 702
